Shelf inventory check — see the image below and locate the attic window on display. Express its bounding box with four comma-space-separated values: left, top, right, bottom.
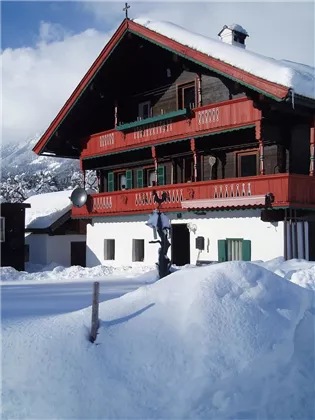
177, 81, 196, 110
234, 34, 244, 44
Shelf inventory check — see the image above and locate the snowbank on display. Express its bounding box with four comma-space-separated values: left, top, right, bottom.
0, 263, 157, 283
2, 261, 314, 419
253, 257, 315, 291
133, 18, 315, 100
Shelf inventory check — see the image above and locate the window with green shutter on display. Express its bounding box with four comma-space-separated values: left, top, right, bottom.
242, 240, 251, 261
136, 169, 144, 189
108, 172, 114, 192
217, 238, 251, 262
157, 165, 165, 186
126, 169, 133, 189
218, 239, 227, 262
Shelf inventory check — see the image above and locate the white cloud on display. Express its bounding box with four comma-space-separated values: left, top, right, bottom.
1, 21, 111, 146
1, 2, 314, 148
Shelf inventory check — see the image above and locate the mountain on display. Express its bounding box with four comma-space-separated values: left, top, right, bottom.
0, 135, 85, 203
1, 135, 79, 176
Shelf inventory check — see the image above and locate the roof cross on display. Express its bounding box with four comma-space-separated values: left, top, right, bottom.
123, 2, 130, 19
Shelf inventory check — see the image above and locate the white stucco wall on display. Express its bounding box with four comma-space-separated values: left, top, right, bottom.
26, 234, 48, 265
86, 210, 285, 267
26, 234, 86, 267
46, 235, 86, 267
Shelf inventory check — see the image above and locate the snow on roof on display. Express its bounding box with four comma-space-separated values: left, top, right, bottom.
133, 18, 315, 100
219, 24, 249, 36
24, 190, 73, 230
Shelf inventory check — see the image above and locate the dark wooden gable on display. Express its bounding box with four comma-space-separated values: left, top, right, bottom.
33, 18, 292, 159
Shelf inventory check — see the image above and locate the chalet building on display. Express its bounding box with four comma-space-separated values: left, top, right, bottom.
24, 191, 90, 267
32, 18, 315, 267
0, 202, 31, 271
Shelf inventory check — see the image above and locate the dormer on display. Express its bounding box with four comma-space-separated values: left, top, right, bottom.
218, 24, 249, 49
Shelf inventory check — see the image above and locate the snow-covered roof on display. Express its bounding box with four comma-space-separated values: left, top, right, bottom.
133, 18, 315, 100
24, 190, 73, 230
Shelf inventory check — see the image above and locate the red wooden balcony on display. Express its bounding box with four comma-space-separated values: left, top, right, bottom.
71, 174, 315, 218
81, 97, 261, 158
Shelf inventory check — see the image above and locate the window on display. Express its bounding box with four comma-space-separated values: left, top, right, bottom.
25, 244, 29, 262
227, 239, 243, 260
136, 168, 156, 188
218, 239, 251, 262
117, 172, 127, 190
147, 169, 156, 187
233, 34, 245, 44
184, 156, 194, 183
0, 217, 5, 242
108, 170, 133, 191
104, 239, 115, 260
237, 151, 258, 177
177, 81, 196, 110
138, 101, 151, 120
132, 239, 145, 262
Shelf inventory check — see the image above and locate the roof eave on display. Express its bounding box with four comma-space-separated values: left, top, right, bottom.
285, 90, 315, 109
32, 19, 130, 156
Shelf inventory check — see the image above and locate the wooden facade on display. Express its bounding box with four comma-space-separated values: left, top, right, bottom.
0, 203, 30, 271
81, 98, 259, 158
32, 18, 315, 221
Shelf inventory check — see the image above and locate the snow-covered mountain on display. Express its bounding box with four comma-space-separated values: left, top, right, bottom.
1, 135, 83, 203
1, 135, 79, 176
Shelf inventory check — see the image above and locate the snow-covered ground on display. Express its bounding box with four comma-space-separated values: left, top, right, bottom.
1, 258, 315, 419
1, 261, 157, 284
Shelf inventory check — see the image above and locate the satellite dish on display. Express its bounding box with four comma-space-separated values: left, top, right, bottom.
208, 156, 216, 180
70, 187, 88, 208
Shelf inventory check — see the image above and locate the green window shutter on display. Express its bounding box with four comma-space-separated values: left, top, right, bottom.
218, 240, 227, 262
126, 170, 133, 190
157, 165, 165, 186
242, 240, 251, 261
108, 172, 114, 192
136, 169, 144, 189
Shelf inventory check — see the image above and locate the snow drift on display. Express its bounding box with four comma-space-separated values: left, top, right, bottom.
254, 256, 315, 291
2, 261, 314, 419
0, 262, 157, 283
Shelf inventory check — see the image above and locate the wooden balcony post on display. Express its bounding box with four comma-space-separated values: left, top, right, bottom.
190, 138, 198, 182
310, 116, 315, 176
196, 74, 202, 107
96, 170, 100, 192
80, 158, 86, 188
255, 119, 265, 175
151, 146, 158, 184
114, 101, 118, 127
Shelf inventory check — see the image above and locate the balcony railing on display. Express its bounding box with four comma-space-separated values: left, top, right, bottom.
72, 174, 315, 218
81, 97, 261, 159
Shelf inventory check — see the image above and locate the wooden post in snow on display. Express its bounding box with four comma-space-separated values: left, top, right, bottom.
90, 281, 100, 343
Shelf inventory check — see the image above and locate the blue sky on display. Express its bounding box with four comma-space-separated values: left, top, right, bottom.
1, 2, 102, 49
2, 1, 314, 146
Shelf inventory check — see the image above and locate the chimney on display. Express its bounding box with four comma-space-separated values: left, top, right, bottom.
218, 24, 249, 49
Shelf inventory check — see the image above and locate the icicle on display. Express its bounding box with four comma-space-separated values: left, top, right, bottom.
291, 88, 295, 109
